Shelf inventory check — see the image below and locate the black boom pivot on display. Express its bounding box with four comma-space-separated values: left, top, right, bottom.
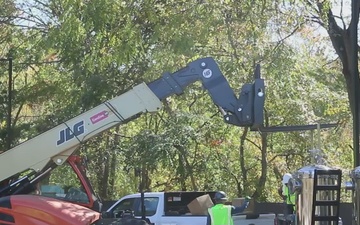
147, 57, 265, 128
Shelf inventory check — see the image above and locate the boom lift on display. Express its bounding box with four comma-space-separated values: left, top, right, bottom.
0, 57, 265, 225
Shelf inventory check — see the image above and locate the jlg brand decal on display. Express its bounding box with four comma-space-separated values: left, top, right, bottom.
90, 110, 109, 124
57, 121, 85, 146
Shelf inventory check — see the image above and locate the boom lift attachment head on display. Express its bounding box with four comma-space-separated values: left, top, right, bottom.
147, 57, 265, 128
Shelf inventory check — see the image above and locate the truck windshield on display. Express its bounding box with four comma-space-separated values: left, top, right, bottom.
36, 163, 89, 204
110, 197, 159, 217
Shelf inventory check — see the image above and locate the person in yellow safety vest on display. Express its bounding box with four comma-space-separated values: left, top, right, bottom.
206, 191, 250, 225
281, 173, 296, 214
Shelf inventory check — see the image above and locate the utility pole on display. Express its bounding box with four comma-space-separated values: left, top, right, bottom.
350, 0, 359, 167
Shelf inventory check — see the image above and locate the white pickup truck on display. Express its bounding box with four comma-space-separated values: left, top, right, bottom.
103, 191, 275, 225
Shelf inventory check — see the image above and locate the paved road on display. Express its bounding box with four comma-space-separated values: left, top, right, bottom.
233, 214, 275, 225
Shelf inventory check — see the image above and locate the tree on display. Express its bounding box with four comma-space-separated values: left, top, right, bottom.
0, 0, 353, 203
301, 0, 358, 114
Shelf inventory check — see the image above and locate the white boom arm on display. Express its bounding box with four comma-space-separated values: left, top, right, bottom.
0, 83, 161, 181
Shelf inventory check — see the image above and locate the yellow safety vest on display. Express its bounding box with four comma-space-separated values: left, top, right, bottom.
282, 185, 296, 205
208, 204, 233, 225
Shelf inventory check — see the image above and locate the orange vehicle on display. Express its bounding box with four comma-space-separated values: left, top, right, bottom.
0, 57, 265, 225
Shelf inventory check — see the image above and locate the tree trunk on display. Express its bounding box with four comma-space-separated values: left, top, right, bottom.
319, 4, 360, 165
174, 145, 197, 191
236, 180, 242, 197
177, 151, 187, 191
253, 111, 269, 200
252, 132, 268, 200
320, 5, 359, 118
142, 166, 152, 192
239, 127, 248, 194
99, 135, 110, 199
95, 137, 105, 198
108, 126, 120, 196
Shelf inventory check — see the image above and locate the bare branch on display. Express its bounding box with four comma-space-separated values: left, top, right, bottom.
188, 93, 197, 110
309, 19, 325, 26
259, 22, 304, 65
33, 0, 50, 9
305, 15, 325, 26
305, 0, 320, 14
18, 60, 62, 65
196, 112, 219, 130
268, 151, 304, 163
3, 22, 47, 33
12, 103, 24, 128
321, 56, 339, 68
10, 15, 43, 26
245, 138, 261, 151
331, 14, 347, 30
339, 0, 347, 29
17, 0, 54, 27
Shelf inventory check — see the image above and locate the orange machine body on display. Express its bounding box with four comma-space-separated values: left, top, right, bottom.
0, 195, 100, 225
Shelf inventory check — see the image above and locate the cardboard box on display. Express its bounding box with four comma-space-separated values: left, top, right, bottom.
187, 194, 214, 215
232, 197, 255, 214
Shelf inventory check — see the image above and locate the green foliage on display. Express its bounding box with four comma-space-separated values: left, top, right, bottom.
0, 0, 353, 203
